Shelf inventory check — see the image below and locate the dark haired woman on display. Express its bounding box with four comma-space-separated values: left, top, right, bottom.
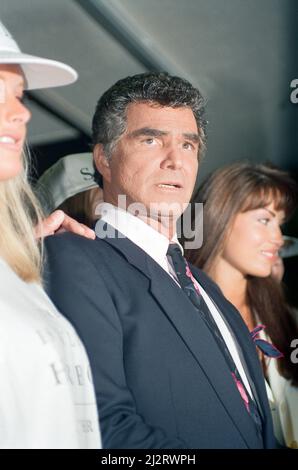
186, 162, 298, 447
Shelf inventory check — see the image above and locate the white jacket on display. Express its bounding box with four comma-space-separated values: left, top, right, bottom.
262, 325, 298, 448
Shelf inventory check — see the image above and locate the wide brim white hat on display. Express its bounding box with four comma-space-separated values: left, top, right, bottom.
0, 21, 77, 90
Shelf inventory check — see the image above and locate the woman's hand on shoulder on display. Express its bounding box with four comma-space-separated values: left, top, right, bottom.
35, 210, 95, 240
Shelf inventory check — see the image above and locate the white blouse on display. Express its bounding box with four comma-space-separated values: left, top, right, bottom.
0, 257, 102, 449
261, 323, 298, 448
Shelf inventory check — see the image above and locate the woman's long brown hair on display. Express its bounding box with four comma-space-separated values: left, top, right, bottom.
185, 162, 298, 385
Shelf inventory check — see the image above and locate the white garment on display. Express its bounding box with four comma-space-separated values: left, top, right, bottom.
97, 203, 253, 399
0, 257, 101, 449
261, 327, 298, 448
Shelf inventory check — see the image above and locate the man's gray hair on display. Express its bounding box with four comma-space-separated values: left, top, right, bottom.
92, 72, 207, 186
93, 72, 206, 156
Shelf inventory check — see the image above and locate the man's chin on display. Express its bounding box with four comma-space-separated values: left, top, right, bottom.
147, 202, 186, 219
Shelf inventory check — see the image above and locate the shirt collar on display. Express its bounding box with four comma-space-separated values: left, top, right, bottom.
97, 202, 183, 267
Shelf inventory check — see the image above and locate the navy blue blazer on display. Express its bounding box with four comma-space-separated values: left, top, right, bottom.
45, 224, 276, 449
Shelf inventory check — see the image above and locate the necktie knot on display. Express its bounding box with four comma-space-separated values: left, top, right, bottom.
167, 243, 192, 282
167, 243, 183, 258
167, 243, 203, 306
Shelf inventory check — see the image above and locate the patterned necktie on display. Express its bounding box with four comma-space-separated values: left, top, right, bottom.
250, 325, 284, 358
167, 243, 263, 436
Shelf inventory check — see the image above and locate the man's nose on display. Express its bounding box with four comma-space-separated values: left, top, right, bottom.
160, 145, 183, 170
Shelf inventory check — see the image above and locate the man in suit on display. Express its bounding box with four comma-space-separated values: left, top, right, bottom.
45, 72, 276, 448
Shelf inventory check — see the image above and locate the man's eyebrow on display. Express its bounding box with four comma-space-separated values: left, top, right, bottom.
128, 128, 200, 143
128, 127, 168, 138
183, 133, 199, 143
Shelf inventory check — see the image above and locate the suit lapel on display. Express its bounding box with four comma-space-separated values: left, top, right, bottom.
195, 269, 270, 423
146, 259, 263, 448
97, 224, 263, 448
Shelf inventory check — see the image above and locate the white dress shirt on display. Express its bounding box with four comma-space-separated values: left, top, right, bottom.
97, 202, 253, 399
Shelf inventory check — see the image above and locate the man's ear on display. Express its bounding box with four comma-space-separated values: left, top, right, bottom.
93, 144, 111, 183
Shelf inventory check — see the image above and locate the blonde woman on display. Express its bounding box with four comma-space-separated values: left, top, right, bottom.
0, 22, 101, 448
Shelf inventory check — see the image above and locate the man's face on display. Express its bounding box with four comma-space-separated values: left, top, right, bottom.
100, 102, 200, 219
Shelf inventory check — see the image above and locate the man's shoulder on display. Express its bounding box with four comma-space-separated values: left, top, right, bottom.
44, 233, 118, 271
45, 232, 107, 253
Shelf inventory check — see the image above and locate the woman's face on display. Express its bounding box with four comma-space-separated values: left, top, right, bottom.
220, 201, 285, 278
0, 64, 31, 181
